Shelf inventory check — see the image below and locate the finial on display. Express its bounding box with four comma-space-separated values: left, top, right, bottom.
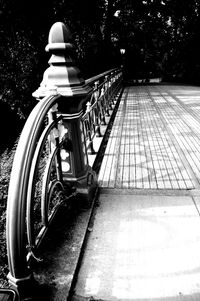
33, 22, 91, 99
45, 22, 73, 54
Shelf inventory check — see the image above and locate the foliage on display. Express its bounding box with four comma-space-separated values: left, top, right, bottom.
109, 0, 200, 81
0, 147, 16, 286
0, 0, 53, 119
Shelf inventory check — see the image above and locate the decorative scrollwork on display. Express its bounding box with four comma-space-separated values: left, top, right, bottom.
82, 69, 122, 154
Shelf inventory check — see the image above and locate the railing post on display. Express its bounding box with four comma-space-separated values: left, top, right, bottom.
33, 22, 97, 206
6, 21, 98, 298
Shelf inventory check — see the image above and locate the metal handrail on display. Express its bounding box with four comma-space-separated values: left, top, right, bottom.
85, 68, 116, 85
6, 68, 123, 296
83, 68, 122, 154
6, 94, 60, 280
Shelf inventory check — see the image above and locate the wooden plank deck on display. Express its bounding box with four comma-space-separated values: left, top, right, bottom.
98, 84, 200, 190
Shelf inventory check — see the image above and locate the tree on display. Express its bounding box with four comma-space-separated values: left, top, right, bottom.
1, 0, 200, 122
104, 0, 200, 81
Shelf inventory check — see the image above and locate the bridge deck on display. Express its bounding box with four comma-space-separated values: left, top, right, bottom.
72, 84, 200, 301
34, 84, 200, 301
98, 84, 200, 190
73, 193, 200, 301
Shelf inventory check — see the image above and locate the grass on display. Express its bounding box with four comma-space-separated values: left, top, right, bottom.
0, 145, 16, 287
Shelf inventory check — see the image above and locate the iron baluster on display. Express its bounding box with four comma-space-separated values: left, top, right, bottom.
51, 110, 63, 183
85, 102, 96, 154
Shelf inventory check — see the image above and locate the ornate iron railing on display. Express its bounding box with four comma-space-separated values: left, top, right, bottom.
83, 69, 122, 154
6, 21, 123, 299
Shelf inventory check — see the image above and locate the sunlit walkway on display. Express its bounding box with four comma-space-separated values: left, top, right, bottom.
72, 84, 200, 301
98, 84, 200, 190
74, 193, 200, 301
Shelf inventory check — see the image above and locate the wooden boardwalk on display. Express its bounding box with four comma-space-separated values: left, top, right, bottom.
98, 84, 200, 190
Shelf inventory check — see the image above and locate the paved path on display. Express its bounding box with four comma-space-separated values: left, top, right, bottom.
73, 192, 200, 301
98, 85, 200, 190
72, 84, 200, 301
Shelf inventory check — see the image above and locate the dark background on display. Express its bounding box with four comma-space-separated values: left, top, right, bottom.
1, 0, 200, 150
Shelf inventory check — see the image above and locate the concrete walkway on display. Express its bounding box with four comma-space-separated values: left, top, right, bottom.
72, 85, 200, 301
73, 191, 200, 301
